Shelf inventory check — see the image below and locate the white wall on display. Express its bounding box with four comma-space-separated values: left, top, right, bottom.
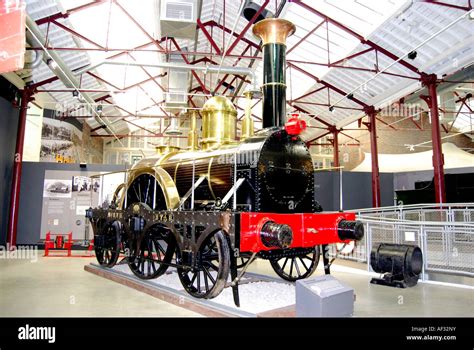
22, 103, 43, 161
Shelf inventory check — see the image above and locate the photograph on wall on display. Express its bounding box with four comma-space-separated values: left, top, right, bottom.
72, 176, 91, 192
40, 110, 83, 163
92, 178, 101, 193
43, 179, 72, 198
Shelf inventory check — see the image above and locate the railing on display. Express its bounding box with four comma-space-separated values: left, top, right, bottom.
331, 203, 474, 280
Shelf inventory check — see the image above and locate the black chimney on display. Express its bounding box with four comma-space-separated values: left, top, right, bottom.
253, 18, 296, 128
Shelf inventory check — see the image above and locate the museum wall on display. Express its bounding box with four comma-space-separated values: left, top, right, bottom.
16, 162, 126, 245
315, 171, 395, 211
393, 166, 474, 190
0, 90, 20, 245
339, 114, 472, 171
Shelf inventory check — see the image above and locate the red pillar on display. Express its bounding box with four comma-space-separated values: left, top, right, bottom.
365, 106, 381, 207
7, 87, 32, 248
331, 127, 340, 167
421, 74, 446, 203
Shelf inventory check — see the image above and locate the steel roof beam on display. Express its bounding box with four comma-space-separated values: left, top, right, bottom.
170, 38, 209, 94
290, 0, 422, 76
225, 0, 269, 55
291, 100, 364, 112
114, 1, 166, 52
35, 0, 110, 25
306, 131, 332, 144
331, 48, 374, 66
421, 0, 472, 11
202, 21, 261, 51
287, 19, 326, 54
29, 76, 60, 89
215, 43, 253, 93
91, 133, 188, 138
288, 62, 369, 108
290, 104, 333, 127
197, 19, 221, 55
51, 19, 105, 49
290, 86, 327, 102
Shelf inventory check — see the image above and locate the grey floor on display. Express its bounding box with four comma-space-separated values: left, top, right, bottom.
0, 251, 472, 317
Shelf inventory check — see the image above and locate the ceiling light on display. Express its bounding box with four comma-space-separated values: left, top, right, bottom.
407, 51, 417, 60
96, 105, 103, 114
72, 90, 79, 98
242, 0, 274, 23
329, 106, 335, 113
46, 58, 58, 70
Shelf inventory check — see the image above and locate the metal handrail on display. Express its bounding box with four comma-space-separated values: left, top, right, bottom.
357, 215, 474, 227
350, 205, 474, 282
356, 202, 474, 213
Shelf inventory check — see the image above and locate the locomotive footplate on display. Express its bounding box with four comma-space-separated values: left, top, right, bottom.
87, 206, 363, 305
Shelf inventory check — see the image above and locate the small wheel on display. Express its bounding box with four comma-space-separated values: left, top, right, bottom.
95, 221, 121, 268
270, 246, 320, 282
177, 231, 230, 299
128, 225, 176, 280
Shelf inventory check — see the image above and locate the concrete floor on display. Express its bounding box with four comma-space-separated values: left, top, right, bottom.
0, 250, 472, 317
0, 252, 201, 317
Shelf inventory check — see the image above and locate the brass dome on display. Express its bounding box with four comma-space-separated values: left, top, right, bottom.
202, 95, 237, 115
201, 95, 237, 149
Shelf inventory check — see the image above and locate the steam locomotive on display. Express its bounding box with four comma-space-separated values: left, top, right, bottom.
86, 18, 364, 305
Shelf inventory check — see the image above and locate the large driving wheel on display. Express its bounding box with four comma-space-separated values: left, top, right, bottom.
128, 225, 176, 280
111, 183, 125, 208
177, 231, 230, 299
270, 246, 320, 282
236, 254, 253, 269
95, 221, 121, 268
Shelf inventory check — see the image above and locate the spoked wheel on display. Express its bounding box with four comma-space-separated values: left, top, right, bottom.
111, 183, 125, 208
236, 255, 253, 269
177, 231, 230, 299
128, 225, 176, 280
95, 221, 121, 268
270, 246, 320, 282
125, 173, 167, 210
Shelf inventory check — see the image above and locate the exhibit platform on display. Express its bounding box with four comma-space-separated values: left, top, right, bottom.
84, 263, 297, 317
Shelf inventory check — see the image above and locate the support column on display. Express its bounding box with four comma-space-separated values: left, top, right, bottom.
331, 127, 340, 167
7, 87, 33, 248
421, 74, 446, 203
364, 106, 381, 208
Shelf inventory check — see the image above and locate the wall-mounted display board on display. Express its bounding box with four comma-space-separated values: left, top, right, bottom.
40, 169, 125, 242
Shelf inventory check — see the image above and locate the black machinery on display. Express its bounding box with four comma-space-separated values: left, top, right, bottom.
370, 243, 423, 288
396, 173, 474, 205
